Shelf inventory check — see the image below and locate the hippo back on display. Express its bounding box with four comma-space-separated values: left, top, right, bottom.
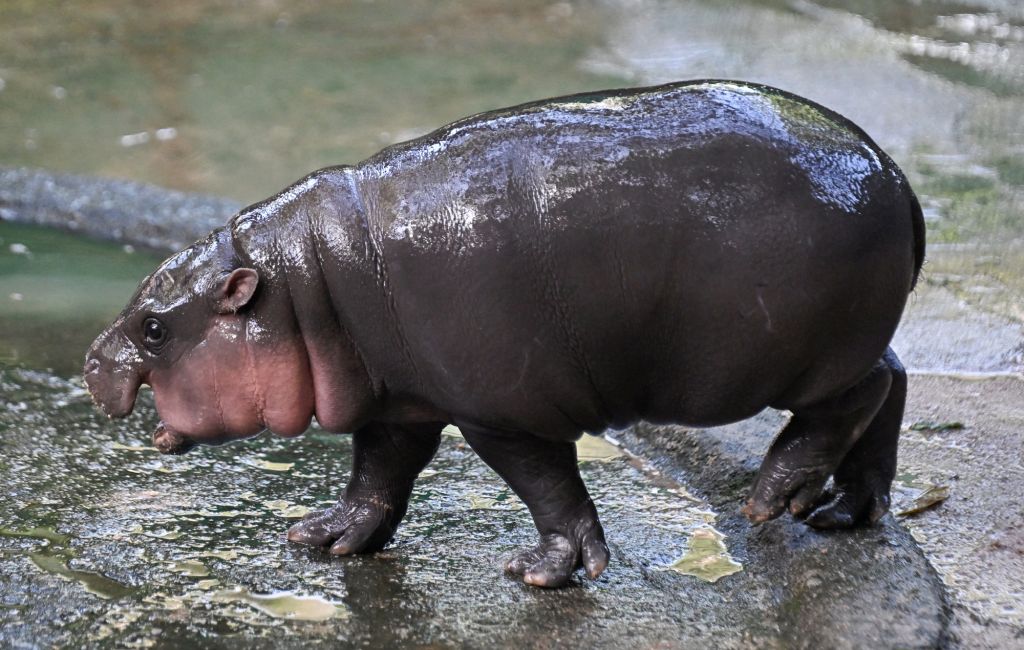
339, 81, 917, 438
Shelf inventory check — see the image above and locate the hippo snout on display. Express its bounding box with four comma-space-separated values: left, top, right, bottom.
84, 331, 143, 419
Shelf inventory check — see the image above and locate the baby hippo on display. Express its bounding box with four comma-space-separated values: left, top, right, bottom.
85, 80, 923, 588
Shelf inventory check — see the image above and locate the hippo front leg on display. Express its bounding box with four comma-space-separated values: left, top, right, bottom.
287, 422, 442, 554
459, 425, 610, 588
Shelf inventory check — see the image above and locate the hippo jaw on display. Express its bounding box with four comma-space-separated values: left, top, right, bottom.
152, 422, 197, 455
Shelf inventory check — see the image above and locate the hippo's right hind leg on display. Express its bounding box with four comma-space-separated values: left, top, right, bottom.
803, 349, 907, 528
743, 348, 905, 527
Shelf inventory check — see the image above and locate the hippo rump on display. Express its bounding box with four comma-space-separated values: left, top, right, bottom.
85, 80, 924, 588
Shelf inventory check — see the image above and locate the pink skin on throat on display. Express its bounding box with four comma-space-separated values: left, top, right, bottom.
149, 316, 315, 448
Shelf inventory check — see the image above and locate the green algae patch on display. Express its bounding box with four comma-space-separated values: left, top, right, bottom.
441, 425, 464, 438
211, 587, 347, 622
668, 528, 743, 583
277, 505, 312, 519
144, 529, 182, 541
169, 560, 210, 577
909, 420, 965, 433
28, 547, 133, 600
110, 442, 158, 452
0, 525, 71, 546
247, 460, 295, 472
576, 435, 625, 463
467, 495, 498, 510
264, 500, 312, 519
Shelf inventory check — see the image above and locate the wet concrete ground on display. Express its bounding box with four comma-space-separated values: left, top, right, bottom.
899, 374, 1024, 647
0, 365, 946, 649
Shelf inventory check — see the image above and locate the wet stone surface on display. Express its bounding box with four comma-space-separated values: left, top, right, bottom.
0, 367, 947, 648
0, 367, 774, 649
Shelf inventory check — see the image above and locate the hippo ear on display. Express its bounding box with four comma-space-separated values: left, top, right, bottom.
217, 268, 259, 313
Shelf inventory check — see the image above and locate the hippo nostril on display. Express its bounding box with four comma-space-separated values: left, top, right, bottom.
85, 357, 102, 374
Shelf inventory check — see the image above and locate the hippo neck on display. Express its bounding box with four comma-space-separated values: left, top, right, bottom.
228, 168, 371, 432
230, 167, 431, 431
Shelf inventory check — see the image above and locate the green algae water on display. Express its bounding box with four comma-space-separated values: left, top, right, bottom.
0, 222, 163, 375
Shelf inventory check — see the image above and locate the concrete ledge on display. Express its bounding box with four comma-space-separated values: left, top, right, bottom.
618, 415, 950, 649
0, 166, 239, 252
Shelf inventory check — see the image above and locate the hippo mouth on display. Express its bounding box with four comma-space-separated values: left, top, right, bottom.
152, 422, 197, 455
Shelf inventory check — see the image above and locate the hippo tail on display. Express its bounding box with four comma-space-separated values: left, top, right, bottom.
908, 189, 925, 292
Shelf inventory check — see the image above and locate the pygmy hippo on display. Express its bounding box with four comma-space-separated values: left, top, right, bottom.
85, 80, 923, 588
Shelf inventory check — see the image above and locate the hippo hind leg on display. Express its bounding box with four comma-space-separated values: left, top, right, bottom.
743, 347, 905, 528
804, 349, 907, 528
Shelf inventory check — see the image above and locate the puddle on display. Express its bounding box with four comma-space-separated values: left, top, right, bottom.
211, 587, 347, 622
1, 526, 134, 600
668, 528, 743, 584
29, 549, 135, 600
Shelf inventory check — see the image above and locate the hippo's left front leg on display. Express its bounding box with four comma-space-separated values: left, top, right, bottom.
287, 422, 443, 554
459, 425, 610, 588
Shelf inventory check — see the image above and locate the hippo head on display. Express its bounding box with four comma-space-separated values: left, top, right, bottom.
84, 228, 314, 454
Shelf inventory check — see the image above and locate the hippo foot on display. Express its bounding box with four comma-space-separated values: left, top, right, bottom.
286, 490, 404, 555
742, 467, 892, 530
742, 460, 833, 525
505, 519, 610, 588
803, 473, 892, 529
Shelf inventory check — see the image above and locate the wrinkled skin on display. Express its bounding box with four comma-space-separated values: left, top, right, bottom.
86, 80, 924, 588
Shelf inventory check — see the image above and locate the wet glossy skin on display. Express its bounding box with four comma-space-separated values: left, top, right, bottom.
86, 80, 924, 587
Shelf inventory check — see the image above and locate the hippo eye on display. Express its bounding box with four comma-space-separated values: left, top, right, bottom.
143, 317, 167, 350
